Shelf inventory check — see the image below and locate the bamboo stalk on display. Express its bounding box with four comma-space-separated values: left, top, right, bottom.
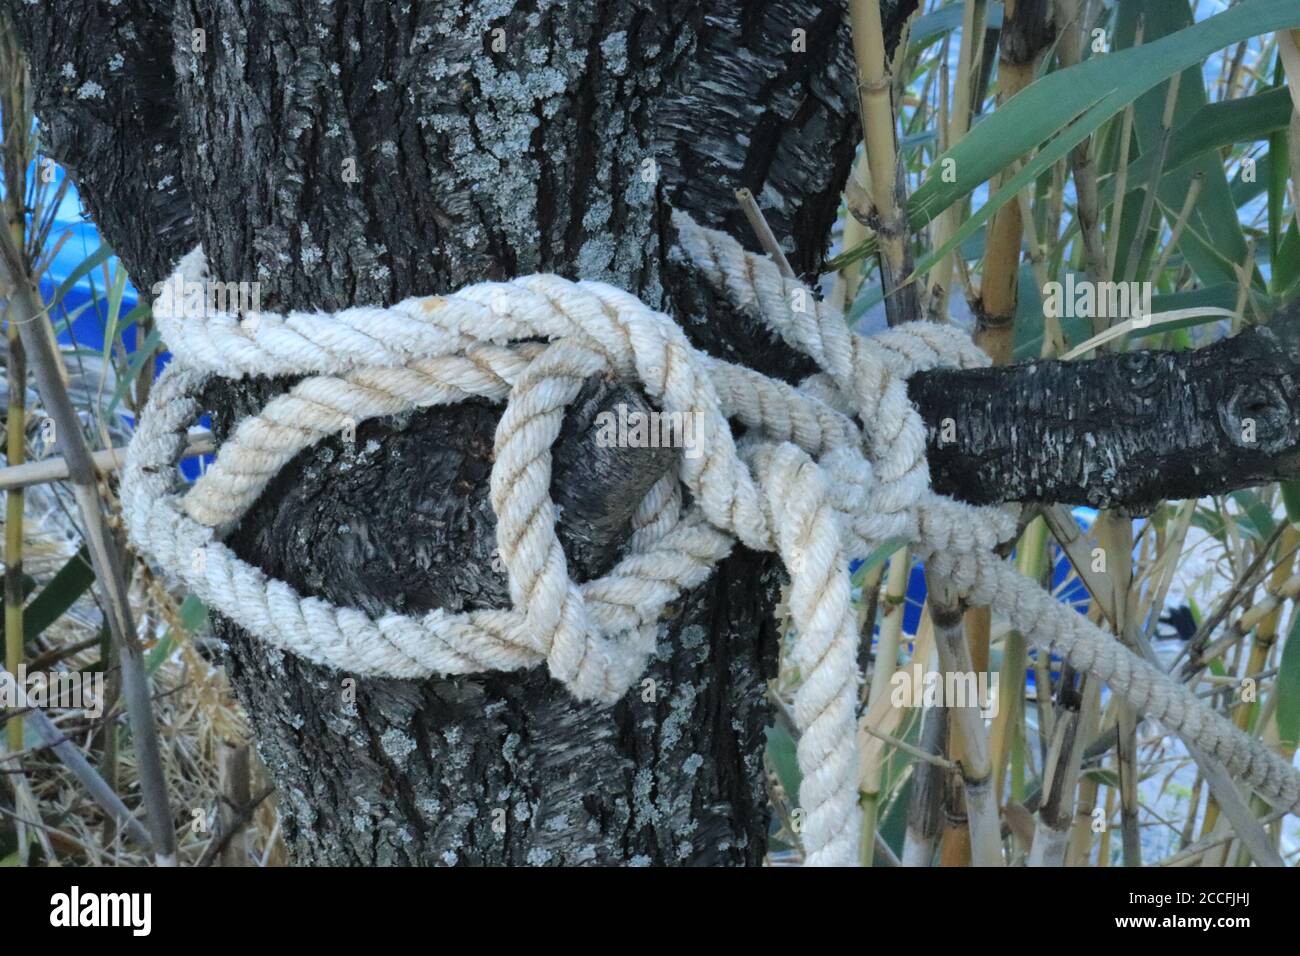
1231, 240, 1257, 331
1121, 70, 1184, 286
1103, 105, 1137, 282
0, 224, 177, 865
928, 0, 987, 317
2, 246, 23, 763
1058, 0, 1109, 297
862, 607, 936, 865
902, 695, 947, 866
1177, 773, 1203, 851
1, 13, 28, 763
850, 0, 899, 248
990, 516, 1047, 803
0, 430, 213, 491
0, 666, 153, 849
1102, 18, 1145, 282
1277, 30, 1300, 113
1097, 784, 1116, 864
4, 318, 24, 761
831, 152, 873, 314
972, 0, 1053, 364
942, 607, 992, 865
1067, 674, 1103, 865
927, 572, 1002, 866
735, 189, 795, 279
937, 743, 972, 866
1027, 668, 1096, 866
1092, 511, 1142, 866
859, 545, 909, 865
849, 0, 919, 327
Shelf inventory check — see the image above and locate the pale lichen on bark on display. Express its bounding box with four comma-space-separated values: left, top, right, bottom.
19, 0, 1288, 868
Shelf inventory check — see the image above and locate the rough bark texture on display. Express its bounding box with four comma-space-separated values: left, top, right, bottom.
912, 308, 1300, 512
10, 0, 877, 865
12, 0, 195, 284
14, 0, 1300, 866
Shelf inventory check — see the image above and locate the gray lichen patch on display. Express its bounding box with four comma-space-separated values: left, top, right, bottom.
379, 727, 417, 762
36, 0, 860, 867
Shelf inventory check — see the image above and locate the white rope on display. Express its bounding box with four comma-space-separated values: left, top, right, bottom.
123, 212, 1300, 867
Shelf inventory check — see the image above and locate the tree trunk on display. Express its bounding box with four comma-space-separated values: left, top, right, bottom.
11, 0, 881, 865
12, 0, 1300, 866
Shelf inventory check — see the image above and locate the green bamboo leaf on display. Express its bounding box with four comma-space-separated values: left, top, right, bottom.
1268, 146, 1291, 285
1268, 55, 1290, 271
1084, 767, 1122, 789
764, 723, 802, 807
1231, 153, 1270, 208
1229, 489, 1276, 541
147, 596, 207, 676
22, 546, 95, 645
145, 634, 174, 676
1274, 222, 1300, 300
1191, 503, 1226, 542
1280, 478, 1300, 526
1111, 1, 1250, 287
1050, 88, 1288, 257
1147, 283, 1240, 315
851, 536, 910, 588
896, 0, 1300, 281
101, 262, 129, 364
1013, 263, 1087, 360
179, 593, 208, 632
1097, 87, 1292, 218
48, 244, 113, 309
826, 234, 878, 273
877, 773, 911, 860
908, 2, 1004, 53
106, 326, 163, 417
118, 301, 149, 334
1278, 612, 1300, 749
847, 282, 884, 324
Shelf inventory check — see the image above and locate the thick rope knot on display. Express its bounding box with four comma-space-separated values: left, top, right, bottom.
125, 211, 1300, 868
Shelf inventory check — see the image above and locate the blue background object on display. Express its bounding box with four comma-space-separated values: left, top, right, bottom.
36, 167, 211, 478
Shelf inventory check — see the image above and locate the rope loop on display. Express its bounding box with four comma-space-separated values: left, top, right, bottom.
124, 211, 1300, 867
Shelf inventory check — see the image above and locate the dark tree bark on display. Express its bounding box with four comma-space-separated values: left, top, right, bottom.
912, 309, 1300, 512
11, 0, 875, 865
11, 0, 1300, 866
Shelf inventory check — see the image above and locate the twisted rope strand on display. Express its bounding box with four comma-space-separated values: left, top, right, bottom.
125, 213, 1300, 870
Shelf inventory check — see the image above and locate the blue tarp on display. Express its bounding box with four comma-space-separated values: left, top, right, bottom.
40, 167, 141, 350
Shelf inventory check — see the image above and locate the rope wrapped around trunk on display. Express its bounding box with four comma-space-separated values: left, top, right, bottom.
122, 211, 1300, 866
